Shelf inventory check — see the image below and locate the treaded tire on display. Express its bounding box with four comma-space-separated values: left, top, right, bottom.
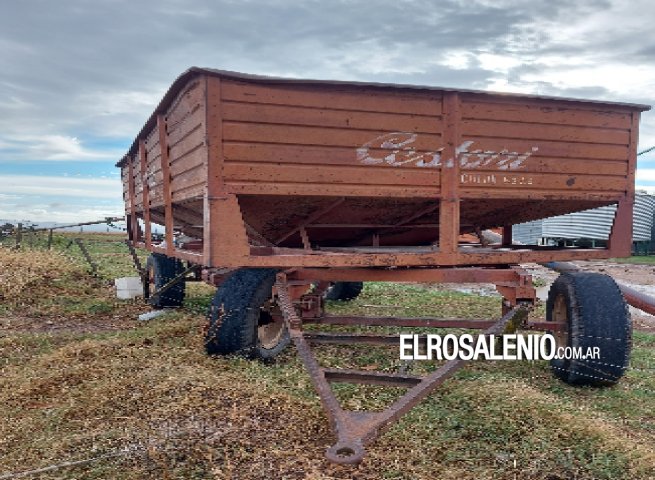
205, 268, 290, 360
325, 282, 364, 301
546, 272, 631, 387
145, 253, 185, 308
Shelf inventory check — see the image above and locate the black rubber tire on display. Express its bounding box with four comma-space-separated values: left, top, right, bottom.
205, 268, 290, 360
145, 253, 186, 308
325, 282, 364, 301
546, 272, 631, 387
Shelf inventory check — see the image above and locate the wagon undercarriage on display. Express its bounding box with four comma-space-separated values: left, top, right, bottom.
274, 266, 536, 464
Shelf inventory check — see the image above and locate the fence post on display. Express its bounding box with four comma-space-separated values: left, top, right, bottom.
75, 238, 98, 276
47, 229, 54, 250
15, 223, 22, 248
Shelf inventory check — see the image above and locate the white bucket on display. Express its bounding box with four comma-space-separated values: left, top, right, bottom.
115, 276, 143, 299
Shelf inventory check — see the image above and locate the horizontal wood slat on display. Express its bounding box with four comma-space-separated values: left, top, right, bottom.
223, 162, 441, 186
222, 80, 443, 116
462, 119, 629, 145
461, 98, 632, 129
223, 101, 442, 133
223, 122, 442, 149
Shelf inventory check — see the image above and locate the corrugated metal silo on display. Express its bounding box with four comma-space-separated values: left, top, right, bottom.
513, 192, 655, 245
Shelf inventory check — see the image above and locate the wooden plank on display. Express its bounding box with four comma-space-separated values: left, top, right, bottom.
157, 114, 174, 256
167, 107, 205, 146
459, 171, 627, 192
146, 162, 163, 181
224, 143, 443, 169
226, 181, 439, 198
230, 246, 613, 269
170, 148, 206, 178
172, 183, 205, 202
461, 98, 632, 129
171, 164, 207, 193
461, 136, 628, 161
165, 80, 204, 129
225, 181, 621, 202
510, 157, 627, 176
462, 119, 630, 145
223, 162, 440, 186
458, 188, 622, 201
221, 79, 443, 116
146, 141, 161, 160
169, 125, 206, 163
223, 122, 442, 149
222, 101, 442, 133
147, 170, 164, 187
145, 127, 159, 153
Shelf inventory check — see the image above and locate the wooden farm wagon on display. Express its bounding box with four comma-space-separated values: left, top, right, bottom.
118, 68, 650, 464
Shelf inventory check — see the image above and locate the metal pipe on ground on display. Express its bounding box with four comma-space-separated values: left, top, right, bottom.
481, 230, 655, 317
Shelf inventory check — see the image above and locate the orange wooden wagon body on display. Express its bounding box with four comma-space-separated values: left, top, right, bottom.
118, 68, 648, 269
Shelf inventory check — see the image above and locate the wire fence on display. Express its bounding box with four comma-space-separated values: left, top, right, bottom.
0, 221, 145, 280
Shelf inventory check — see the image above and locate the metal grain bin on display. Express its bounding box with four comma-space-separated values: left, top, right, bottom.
513, 191, 655, 244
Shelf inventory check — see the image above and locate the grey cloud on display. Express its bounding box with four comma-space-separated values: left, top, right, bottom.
0, 0, 653, 158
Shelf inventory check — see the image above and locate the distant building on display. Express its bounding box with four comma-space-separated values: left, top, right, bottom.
513, 192, 655, 254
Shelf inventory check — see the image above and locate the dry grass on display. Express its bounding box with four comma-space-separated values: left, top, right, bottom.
0, 247, 83, 306
0, 240, 654, 479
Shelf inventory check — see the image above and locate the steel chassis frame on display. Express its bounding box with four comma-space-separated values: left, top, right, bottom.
273, 265, 542, 464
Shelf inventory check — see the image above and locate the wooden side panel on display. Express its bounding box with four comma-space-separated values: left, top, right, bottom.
166, 80, 207, 202
134, 79, 208, 210
144, 124, 163, 207
221, 79, 444, 198
458, 95, 632, 199
118, 70, 645, 269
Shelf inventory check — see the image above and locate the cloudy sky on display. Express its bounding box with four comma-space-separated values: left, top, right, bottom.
1, 0, 655, 223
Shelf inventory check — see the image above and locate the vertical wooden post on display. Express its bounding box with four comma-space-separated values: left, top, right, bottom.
608, 111, 638, 257
15, 223, 22, 248
138, 139, 152, 249
75, 238, 98, 276
47, 228, 54, 250
200, 76, 249, 267
157, 114, 174, 256
205, 76, 224, 266
438, 92, 461, 257
127, 157, 139, 243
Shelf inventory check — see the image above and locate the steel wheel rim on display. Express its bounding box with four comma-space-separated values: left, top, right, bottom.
258, 311, 285, 350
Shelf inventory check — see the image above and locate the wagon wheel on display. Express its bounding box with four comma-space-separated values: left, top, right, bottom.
546, 272, 631, 386
205, 268, 290, 360
144, 253, 186, 308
